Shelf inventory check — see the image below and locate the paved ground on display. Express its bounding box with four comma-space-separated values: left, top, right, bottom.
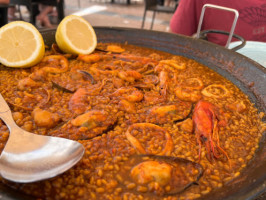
15, 0, 175, 31
64, 0, 174, 32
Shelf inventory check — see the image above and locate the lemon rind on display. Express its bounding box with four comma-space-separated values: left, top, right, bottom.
0, 21, 45, 68
56, 15, 97, 55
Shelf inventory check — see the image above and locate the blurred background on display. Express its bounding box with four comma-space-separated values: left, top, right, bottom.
1, 0, 178, 31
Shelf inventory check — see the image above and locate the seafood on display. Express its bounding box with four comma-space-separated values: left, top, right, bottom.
0, 42, 264, 200
175, 78, 204, 102
17, 77, 41, 91
29, 69, 47, 82
112, 54, 158, 65
118, 99, 136, 113
158, 70, 168, 97
226, 100, 247, 113
179, 118, 193, 133
70, 109, 117, 137
125, 123, 173, 156
106, 45, 125, 53
71, 110, 108, 128
192, 100, 230, 163
77, 70, 95, 84
143, 91, 165, 105
175, 87, 202, 102
159, 59, 186, 70
125, 155, 203, 195
77, 53, 101, 63
110, 87, 143, 102
147, 103, 192, 124
181, 78, 204, 90
131, 161, 172, 186
69, 88, 88, 114
201, 84, 229, 98
32, 108, 60, 128
133, 74, 159, 89
117, 70, 143, 83
41, 55, 69, 73
51, 43, 63, 54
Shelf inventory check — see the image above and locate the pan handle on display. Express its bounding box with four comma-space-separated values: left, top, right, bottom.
198, 30, 246, 51
195, 4, 245, 50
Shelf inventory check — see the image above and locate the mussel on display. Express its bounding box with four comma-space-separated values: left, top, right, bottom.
123, 154, 203, 196
77, 70, 96, 84
52, 81, 75, 93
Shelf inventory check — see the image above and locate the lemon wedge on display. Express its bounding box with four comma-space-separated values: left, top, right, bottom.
56, 15, 97, 55
0, 21, 45, 68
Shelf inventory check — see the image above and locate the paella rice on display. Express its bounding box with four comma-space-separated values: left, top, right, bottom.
0, 43, 265, 200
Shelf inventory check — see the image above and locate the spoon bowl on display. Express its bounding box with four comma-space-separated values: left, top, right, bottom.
0, 94, 84, 183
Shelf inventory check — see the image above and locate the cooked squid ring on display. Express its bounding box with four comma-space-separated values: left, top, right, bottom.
201, 84, 229, 98
125, 123, 173, 156
182, 78, 204, 90
41, 55, 69, 73
159, 59, 186, 70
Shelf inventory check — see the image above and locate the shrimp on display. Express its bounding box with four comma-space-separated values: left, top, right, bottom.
158, 70, 168, 97
143, 91, 165, 105
77, 53, 101, 63
69, 88, 88, 115
192, 100, 230, 164
117, 70, 143, 83
110, 87, 143, 102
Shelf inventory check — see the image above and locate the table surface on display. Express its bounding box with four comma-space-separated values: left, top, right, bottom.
229, 41, 266, 68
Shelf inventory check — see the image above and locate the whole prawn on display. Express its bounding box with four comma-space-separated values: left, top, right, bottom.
192, 100, 230, 165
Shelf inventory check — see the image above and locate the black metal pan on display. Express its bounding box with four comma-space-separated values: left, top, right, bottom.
0, 27, 265, 200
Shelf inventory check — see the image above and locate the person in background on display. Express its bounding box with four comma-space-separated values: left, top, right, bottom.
35, 5, 54, 28
34, 0, 58, 28
0, 0, 9, 4
170, 0, 266, 46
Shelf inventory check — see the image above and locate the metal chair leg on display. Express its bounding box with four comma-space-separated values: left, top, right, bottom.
150, 11, 156, 30
17, 5, 23, 20
56, 0, 65, 23
0, 7, 8, 27
141, 10, 147, 29
28, 4, 34, 24
31, 3, 39, 25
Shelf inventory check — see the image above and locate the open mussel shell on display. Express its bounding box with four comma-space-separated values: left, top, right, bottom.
52, 81, 75, 93
124, 154, 203, 196
77, 70, 96, 84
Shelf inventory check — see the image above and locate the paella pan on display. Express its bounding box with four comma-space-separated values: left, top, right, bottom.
0, 27, 265, 200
